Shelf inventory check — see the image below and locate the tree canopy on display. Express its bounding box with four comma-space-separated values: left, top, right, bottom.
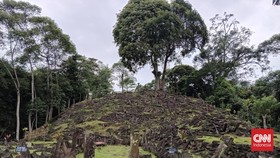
195, 13, 269, 82
113, 0, 208, 90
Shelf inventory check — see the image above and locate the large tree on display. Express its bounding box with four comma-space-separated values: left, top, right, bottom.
253, 70, 280, 101
166, 65, 209, 97
0, 0, 41, 140
112, 61, 136, 92
113, 0, 207, 90
29, 16, 76, 122
194, 13, 269, 84
257, 34, 280, 55
253, 96, 280, 129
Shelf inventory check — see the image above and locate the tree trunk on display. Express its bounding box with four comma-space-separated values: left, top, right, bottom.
16, 88, 20, 141
68, 99, 70, 108
31, 115, 35, 130
46, 56, 53, 122
35, 110, 38, 129
153, 63, 160, 90
151, 55, 160, 90
13, 54, 21, 141
121, 73, 124, 92
262, 115, 267, 129
73, 98, 75, 105
45, 107, 49, 124
155, 76, 160, 90
159, 52, 170, 91
58, 106, 61, 116
2, 58, 21, 141
28, 112, 32, 133
28, 60, 34, 133
48, 106, 53, 121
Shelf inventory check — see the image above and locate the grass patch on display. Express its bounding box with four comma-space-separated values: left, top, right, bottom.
189, 125, 202, 130
77, 120, 120, 135
31, 141, 56, 147
274, 134, 280, 147
227, 135, 250, 145
197, 134, 280, 148
76, 145, 156, 158
53, 123, 68, 130
197, 136, 220, 143
80, 108, 92, 112
198, 135, 250, 145
51, 123, 68, 139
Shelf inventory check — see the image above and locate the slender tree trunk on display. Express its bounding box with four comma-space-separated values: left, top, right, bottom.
45, 107, 49, 124
28, 60, 35, 133
58, 106, 60, 116
121, 73, 124, 92
49, 106, 53, 121
16, 88, 20, 140
1, 59, 20, 140
12, 49, 21, 141
46, 55, 53, 122
262, 115, 267, 129
67, 99, 70, 108
35, 111, 38, 129
28, 112, 32, 132
153, 63, 160, 90
31, 116, 35, 130
34, 91, 38, 129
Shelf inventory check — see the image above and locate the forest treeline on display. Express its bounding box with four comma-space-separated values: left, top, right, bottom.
0, 0, 280, 140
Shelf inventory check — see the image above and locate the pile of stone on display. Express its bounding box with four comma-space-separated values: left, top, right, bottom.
141, 125, 280, 157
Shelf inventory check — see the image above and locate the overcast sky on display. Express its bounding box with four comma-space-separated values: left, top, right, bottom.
22, 0, 280, 85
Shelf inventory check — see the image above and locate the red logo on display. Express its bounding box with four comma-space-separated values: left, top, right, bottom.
251, 128, 274, 151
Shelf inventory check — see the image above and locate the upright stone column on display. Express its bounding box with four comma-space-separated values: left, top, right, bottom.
84, 133, 95, 158
211, 136, 233, 158
129, 131, 140, 158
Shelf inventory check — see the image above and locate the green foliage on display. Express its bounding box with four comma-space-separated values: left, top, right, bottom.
0, 60, 32, 134
258, 33, 280, 54
252, 79, 272, 99
206, 79, 242, 112
121, 76, 137, 92
112, 61, 136, 92
195, 13, 269, 81
90, 65, 112, 98
252, 70, 280, 101
252, 96, 280, 128
76, 145, 156, 158
135, 80, 156, 92
166, 65, 209, 98
61, 55, 113, 100
0, 0, 112, 137
61, 54, 90, 101
253, 96, 279, 117
113, 0, 207, 89
0, 0, 44, 140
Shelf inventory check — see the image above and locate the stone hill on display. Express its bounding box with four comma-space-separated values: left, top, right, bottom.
45, 91, 280, 157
